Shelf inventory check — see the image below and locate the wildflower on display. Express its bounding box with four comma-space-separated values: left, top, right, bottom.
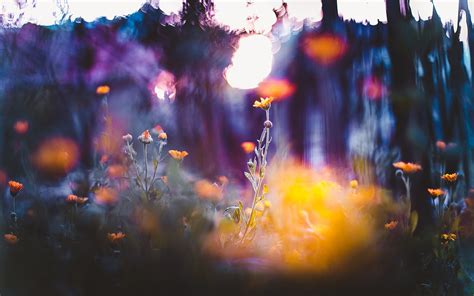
14, 120, 29, 134
107, 232, 126, 243
122, 134, 133, 143
393, 162, 422, 174
99, 155, 109, 165
138, 130, 153, 144
218, 176, 229, 186
158, 132, 167, 141
253, 97, 273, 110
384, 220, 398, 230
194, 180, 222, 202
441, 173, 458, 183
350, 180, 358, 189
4, 234, 18, 245
241, 142, 256, 154
427, 188, 445, 198
66, 194, 88, 204
436, 140, 446, 150
66, 194, 78, 203
107, 164, 126, 179
96, 85, 110, 95
169, 150, 188, 161
151, 125, 164, 135
441, 233, 457, 244
95, 187, 118, 205
8, 181, 23, 196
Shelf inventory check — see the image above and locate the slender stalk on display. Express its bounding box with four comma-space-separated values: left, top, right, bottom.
144, 144, 149, 199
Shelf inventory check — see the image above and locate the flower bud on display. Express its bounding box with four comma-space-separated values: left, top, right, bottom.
122, 134, 133, 142
264, 120, 273, 128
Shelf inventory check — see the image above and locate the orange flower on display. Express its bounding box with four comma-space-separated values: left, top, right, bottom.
218, 176, 229, 186
384, 220, 398, 230
427, 188, 445, 198
4, 234, 18, 244
95, 187, 118, 205
107, 232, 126, 243
194, 180, 222, 202
303, 34, 347, 65
96, 85, 110, 95
8, 181, 23, 196
241, 142, 256, 154
107, 165, 126, 179
393, 162, 422, 174
436, 140, 446, 150
13, 120, 29, 134
253, 97, 273, 110
441, 173, 458, 183
66, 194, 88, 204
138, 130, 153, 144
152, 125, 164, 135
168, 150, 189, 161
100, 154, 109, 165
158, 132, 167, 141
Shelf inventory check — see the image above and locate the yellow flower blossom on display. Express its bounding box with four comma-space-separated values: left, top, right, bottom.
393, 162, 422, 174
253, 97, 274, 110
168, 150, 189, 161
427, 188, 445, 198
441, 173, 458, 183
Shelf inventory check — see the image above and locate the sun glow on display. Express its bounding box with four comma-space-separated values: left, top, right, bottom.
225, 34, 273, 90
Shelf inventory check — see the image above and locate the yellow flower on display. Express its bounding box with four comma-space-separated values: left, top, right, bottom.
393, 162, 422, 174
441, 173, 458, 183
427, 188, 445, 198
253, 97, 273, 110
384, 220, 398, 230
168, 150, 189, 161
441, 233, 457, 243
350, 180, 358, 189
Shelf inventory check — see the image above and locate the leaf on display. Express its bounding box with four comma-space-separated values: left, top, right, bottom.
410, 211, 418, 234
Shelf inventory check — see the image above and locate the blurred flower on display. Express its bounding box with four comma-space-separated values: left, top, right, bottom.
151, 71, 176, 101
66, 194, 88, 204
158, 132, 167, 141
241, 142, 256, 154
161, 176, 168, 184
350, 180, 358, 189
218, 176, 229, 186
441, 173, 458, 183
13, 120, 29, 134
122, 134, 133, 142
107, 232, 126, 243
33, 137, 79, 177
384, 220, 398, 230
427, 188, 445, 198
100, 155, 109, 165
96, 85, 110, 95
362, 76, 383, 100
303, 34, 347, 65
169, 150, 188, 161
151, 125, 164, 135
436, 140, 447, 150
264, 200, 271, 208
95, 187, 118, 205
253, 97, 273, 110
393, 162, 422, 174
257, 79, 295, 100
138, 130, 153, 144
4, 234, 18, 245
107, 165, 126, 179
441, 233, 457, 243
194, 180, 223, 202
8, 181, 23, 196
